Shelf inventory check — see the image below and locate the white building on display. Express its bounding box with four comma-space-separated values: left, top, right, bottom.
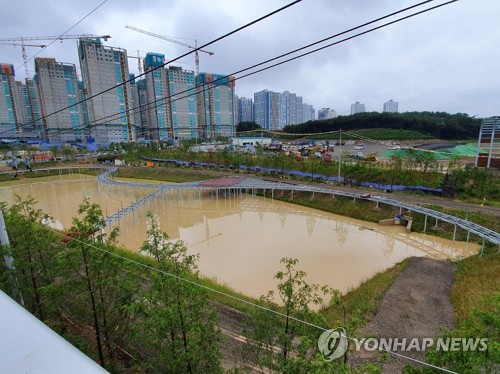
351, 101, 366, 114
231, 136, 272, 147
383, 99, 399, 113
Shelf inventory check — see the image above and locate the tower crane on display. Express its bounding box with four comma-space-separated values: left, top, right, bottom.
0, 34, 111, 79
125, 25, 213, 74
127, 50, 144, 74
0, 43, 47, 79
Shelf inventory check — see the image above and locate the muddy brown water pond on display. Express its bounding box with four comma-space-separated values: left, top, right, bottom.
0, 175, 479, 299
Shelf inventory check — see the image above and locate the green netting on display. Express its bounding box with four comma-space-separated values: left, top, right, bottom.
382, 143, 482, 160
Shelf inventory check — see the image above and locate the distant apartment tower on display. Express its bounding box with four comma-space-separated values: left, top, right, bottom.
78, 38, 136, 145
168, 65, 198, 139
302, 103, 315, 122
196, 72, 236, 139
0, 64, 22, 135
317, 108, 330, 120
280, 91, 303, 128
12, 81, 30, 127
383, 99, 398, 113
77, 81, 90, 132
328, 109, 338, 119
475, 117, 500, 168
34, 58, 84, 143
144, 53, 171, 141
317, 107, 337, 120
237, 96, 254, 123
26, 78, 43, 132
254, 89, 281, 130
351, 101, 366, 114
128, 75, 143, 140
132, 78, 149, 140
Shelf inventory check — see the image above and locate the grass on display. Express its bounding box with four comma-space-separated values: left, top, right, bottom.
111, 245, 259, 314
320, 258, 410, 333
269, 190, 399, 223
114, 165, 214, 183
407, 248, 499, 373
452, 249, 500, 323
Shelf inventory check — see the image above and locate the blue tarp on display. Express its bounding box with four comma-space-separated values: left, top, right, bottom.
140, 157, 443, 194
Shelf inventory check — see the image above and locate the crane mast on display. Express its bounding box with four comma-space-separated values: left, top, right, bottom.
0, 34, 111, 79
125, 25, 213, 74
0, 42, 46, 79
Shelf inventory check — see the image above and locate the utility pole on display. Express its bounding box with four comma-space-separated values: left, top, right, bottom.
338, 129, 342, 183
0, 209, 24, 306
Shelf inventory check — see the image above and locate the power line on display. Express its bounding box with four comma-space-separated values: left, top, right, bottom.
16, 0, 109, 74
29, 205, 456, 373
78, 0, 457, 139
8, 0, 432, 139
17, 1, 302, 130
28, 0, 448, 141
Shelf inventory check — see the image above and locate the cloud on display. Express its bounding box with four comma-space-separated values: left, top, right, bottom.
1, 0, 499, 117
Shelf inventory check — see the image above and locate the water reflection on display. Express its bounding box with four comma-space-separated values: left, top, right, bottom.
0, 176, 479, 299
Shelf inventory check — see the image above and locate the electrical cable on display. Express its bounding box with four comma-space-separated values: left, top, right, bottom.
32, 209, 458, 373
85, 0, 457, 138
17, 0, 302, 130
16, 0, 109, 73
24, 0, 453, 141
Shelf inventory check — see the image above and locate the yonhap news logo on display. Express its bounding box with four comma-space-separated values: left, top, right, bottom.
317, 327, 349, 361
317, 330, 488, 361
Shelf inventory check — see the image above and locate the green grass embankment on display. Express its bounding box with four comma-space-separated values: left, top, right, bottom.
111, 246, 259, 315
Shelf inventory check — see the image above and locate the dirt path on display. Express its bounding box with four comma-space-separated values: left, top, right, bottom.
353, 257, 456, 373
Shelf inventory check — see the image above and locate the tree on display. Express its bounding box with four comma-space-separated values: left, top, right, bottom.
49, 145, 59, 161
58, 197, 137, 368
389, 154, 403, 191
246, 257, 344, 372
61, 145, 76, 161
2, 196, 60, 321
236, 121, 262, 132
132, 212, 222, 373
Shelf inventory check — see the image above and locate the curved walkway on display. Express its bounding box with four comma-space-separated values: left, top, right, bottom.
6, 165, 496, 246
95, 167, 500, 246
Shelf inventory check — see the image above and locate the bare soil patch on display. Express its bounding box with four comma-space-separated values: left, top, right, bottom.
352, 257, 456, 373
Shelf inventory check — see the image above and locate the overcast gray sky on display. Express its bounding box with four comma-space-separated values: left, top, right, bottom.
1, 0, 498, 117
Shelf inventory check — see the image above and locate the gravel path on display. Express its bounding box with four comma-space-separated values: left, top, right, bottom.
353, 257, 456, 373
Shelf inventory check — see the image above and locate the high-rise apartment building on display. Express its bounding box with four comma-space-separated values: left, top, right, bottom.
143, 55, 198, 141
280, 91, 303, 128
144, 53, 170, 141
13, 81, 31, 127
26, 78, 43, 132
236, 96, 254, 123
132, 78, 149, 140
168, 65, 198, 139
77, 81, 90, 133
78, 38, 136, 145
317, 108, 329, 120
351, 101, 366, 114
383, 99, 399, 113
0, 64, 22, 135
318, 108, 337, 120
254, 89, 313, 128
196, 72, 236, 139
34, 58, 84, 143
254, 89, 281, 130
302, 103, 315, 122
